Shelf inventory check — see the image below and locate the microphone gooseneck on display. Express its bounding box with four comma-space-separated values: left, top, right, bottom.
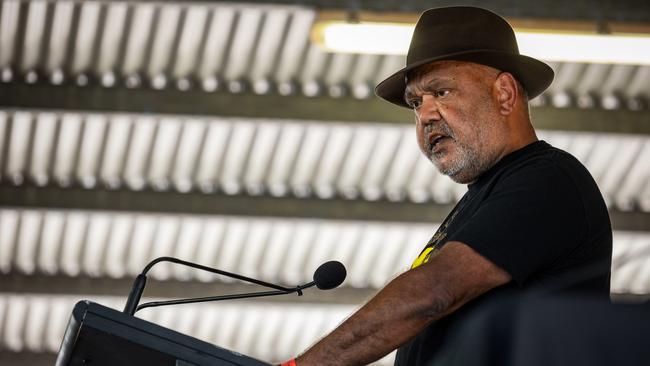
123, 256, 347, 315
123, 274, 147, 315
123, 256, 293, 315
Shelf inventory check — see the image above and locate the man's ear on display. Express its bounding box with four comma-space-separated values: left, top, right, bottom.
494, 72, 518, 115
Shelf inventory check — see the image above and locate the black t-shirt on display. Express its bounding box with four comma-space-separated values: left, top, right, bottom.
394, 140, 612, 366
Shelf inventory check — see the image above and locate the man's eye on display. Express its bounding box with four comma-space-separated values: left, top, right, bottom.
434, 90, 450, 98
408, 99, 422, 109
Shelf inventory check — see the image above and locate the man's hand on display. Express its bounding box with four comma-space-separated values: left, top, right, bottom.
295, 241, 511, 366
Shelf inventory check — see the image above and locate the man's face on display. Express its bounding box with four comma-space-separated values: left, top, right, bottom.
404, 61, 506, 184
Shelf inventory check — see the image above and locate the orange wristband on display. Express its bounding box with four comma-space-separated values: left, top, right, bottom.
280, 359, 296, 366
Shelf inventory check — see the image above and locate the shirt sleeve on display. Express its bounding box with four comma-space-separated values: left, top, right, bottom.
448, 160, 587, 285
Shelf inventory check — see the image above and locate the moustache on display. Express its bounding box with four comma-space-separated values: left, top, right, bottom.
423, 122, 455, 139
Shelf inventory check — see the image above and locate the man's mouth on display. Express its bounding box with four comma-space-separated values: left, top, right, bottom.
428, 134, 451, 151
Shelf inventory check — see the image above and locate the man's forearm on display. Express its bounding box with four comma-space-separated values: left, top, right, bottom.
295, 266, 448, 366
292, 242, 511, 366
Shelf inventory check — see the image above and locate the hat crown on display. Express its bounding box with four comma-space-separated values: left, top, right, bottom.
408, 7, 519, 65
374, 6, 554, 108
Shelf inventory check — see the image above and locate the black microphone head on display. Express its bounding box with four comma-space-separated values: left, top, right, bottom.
313, 261, 347, 290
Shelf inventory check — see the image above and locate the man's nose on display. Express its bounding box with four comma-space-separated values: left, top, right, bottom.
417, 95, 441, 125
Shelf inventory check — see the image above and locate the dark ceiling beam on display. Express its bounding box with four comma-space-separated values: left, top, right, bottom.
0, 273, 376, 305
1, 184, 648, 231
0, 83, 416, 124
1, 83, 649, 134
70, 0, 650, 23
529, 107, 650, 135
0, 184, 455, 223
207, 0, 650, 23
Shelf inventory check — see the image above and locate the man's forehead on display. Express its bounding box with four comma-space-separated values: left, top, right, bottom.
404, 62, 462, 95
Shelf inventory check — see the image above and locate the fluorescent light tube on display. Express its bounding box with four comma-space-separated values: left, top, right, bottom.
315, 22, 650, 65
516, 32, 650, 65
317, 23, 412, 55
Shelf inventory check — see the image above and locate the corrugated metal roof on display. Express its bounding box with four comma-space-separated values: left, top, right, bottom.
1, 109, 650, 211
1, 0, 648, 108
1, 1, 649, 363
0, 208, 429, 288
0, 210, 648, 364
0, 208, 647, 294
0, 209, 650, 364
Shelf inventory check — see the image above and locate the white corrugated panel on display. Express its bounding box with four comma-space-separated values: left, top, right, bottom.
2, 110, 650, 210
0, 208, 431, 288
0, 0, 648, 103
0, 208, 646, 294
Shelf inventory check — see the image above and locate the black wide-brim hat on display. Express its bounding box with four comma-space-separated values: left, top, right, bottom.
375, 6, 554, 108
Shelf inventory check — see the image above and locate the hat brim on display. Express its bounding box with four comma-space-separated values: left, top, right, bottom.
374, 49, 554, 109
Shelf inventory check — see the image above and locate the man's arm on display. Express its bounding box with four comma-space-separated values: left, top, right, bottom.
295, 241, 511, 366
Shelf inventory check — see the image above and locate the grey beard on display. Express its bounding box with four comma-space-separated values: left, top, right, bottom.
433, 142, 482, 183
426, 123, 493, 184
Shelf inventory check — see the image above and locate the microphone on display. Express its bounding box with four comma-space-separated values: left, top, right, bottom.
123, 257, 346, 315
313, 260, 347, 290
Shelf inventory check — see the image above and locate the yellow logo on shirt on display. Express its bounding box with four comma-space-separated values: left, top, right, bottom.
411, 247, 435, 269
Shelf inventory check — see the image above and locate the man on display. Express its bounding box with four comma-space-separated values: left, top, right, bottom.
281, 6, 612, 366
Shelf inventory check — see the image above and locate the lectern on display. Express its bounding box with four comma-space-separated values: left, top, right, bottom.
55, 300, 270, 366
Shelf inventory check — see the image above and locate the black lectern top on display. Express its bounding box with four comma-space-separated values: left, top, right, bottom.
56, 300, 270, 366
